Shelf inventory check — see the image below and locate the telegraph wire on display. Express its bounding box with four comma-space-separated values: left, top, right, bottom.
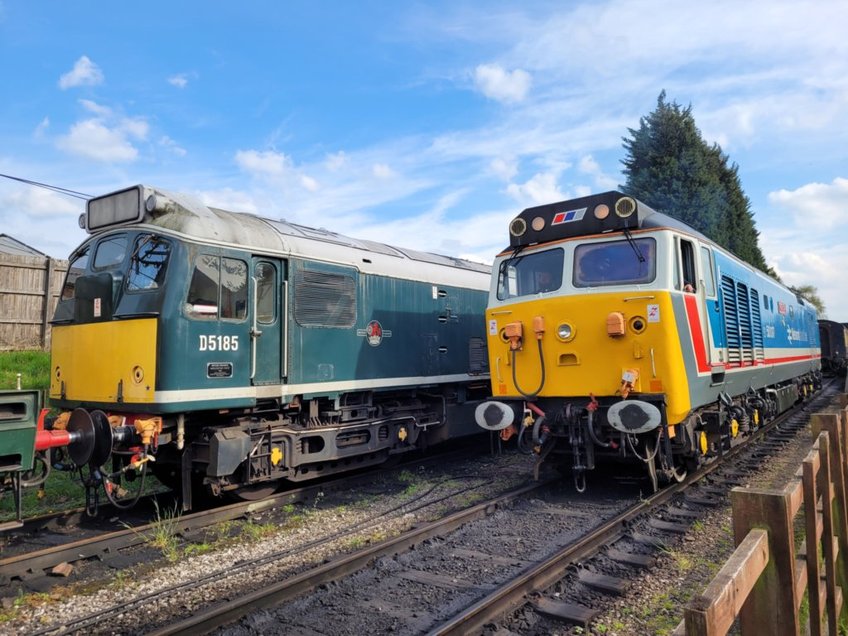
0, 173, 92, 200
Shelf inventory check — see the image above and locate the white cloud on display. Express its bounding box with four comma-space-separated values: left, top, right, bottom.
33, 117, 49, 139
326, 151, 347, 171
767, 177, 848, 231
473, 63, 531, 103
578, 154, 619, 190
235, 149, 293, 176
168, 74, 188, 88
197, 188, 259, 215
761, 176, 848, 318
578, 155, 600, 175
0, 186, 82, 218
490, 157, 518, 181
159, 135, 187, 157
79, 99, 112, 117
506, 172, 564, 206
300, 175, 319, 191
58, 56, 104, 89
373, 163, 395, 179
56, 118, 147, 162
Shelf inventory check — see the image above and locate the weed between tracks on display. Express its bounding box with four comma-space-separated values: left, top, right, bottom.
125, 501, 183, 562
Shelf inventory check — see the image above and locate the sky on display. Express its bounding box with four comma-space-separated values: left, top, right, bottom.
1, 1, 846, 318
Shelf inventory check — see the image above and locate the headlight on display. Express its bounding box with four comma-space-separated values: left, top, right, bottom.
509, 217, 527, 237
557, 322, 575, 341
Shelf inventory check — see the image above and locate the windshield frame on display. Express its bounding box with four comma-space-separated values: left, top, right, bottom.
496, 246, 565, 301
572, 236, 657, 288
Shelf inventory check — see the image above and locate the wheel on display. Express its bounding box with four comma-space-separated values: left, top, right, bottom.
229, 482, 280, 501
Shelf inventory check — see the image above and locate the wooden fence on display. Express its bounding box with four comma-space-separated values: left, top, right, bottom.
677, 398, 848, 635
0, 253, 68, 351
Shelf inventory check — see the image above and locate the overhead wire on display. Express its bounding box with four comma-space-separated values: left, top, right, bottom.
0, 172, 92, 200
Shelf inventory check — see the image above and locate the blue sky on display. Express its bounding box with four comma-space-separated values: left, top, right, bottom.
1, 1, 846, 318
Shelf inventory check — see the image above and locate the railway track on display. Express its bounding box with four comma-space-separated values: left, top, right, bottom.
1, 383, 835, 635
434, 382, 840, 635
188, 384, 836, 636
0, 443, 483, 587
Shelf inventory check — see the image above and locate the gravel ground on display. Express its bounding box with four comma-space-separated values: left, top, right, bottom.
0, 448, 537, 635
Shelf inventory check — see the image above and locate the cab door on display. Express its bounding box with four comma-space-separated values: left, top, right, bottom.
697, 245, 723, 366
250, 258, 286, 385
677, 237, 721, 372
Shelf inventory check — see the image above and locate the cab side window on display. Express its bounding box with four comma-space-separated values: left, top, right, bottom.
700, 246, 716, 297
679, 239, 696, 292
61, 246, 91, 300
255, 262, 276, 324
186, 255, 247, 320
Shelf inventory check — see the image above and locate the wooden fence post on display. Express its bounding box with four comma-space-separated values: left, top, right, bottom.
811, 410, 848, 625
41, 256, 54, 350
803, 442, 823, 636
730, 486, 799, 635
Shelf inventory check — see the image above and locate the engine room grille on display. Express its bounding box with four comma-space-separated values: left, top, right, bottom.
721, 275, 764, 366
722, 275, 741, 364
749, 288, 765, 362
294, 270, 357, 328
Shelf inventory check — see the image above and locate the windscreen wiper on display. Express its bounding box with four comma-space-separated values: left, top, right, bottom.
622, 228, 646, 263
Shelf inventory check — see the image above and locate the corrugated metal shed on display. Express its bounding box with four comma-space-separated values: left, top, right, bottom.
0, 234, 46, 257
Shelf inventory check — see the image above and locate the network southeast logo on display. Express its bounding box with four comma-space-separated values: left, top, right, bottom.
552, 207, 587, 225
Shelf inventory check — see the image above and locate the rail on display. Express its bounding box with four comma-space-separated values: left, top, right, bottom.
677, 395, 848, 636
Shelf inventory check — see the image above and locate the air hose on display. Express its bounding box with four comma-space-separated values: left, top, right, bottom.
100, 447, 150, 510
511, 338, 546, 399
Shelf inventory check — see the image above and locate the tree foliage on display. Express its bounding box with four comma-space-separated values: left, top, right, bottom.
790, 284, 827, 317
621, 91, 771, 273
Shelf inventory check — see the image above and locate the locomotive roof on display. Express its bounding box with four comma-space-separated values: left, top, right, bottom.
505, 190, 710, 251
83, 185, 490, 285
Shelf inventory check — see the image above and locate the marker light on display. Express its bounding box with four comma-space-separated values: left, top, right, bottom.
593, 204, 610, 220
509, 217, 527, 237
615, 197, 637, 218
557, 322, 575, 341
531, 216, 546, 231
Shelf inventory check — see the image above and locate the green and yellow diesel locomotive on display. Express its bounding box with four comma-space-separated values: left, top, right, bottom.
5, 184, 491, 516
476, 191, 821, 490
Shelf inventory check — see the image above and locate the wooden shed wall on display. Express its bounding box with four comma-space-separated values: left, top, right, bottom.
0, 254, 68, 350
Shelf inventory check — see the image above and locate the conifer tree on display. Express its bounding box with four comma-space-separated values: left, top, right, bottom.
621, 91, 770, 273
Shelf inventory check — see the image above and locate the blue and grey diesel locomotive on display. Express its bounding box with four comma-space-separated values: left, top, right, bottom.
476, 191, 821, 490
19, 184, 491, 511
818, 319, 848, 376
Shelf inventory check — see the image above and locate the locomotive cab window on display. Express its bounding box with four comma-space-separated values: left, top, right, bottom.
678, 238, 697, 292
700, 246, 716, 297
93, 235, 128, 270
61, 246, 91, 300
497, 247, 563, 300
126, 235, 171, 292
186, 255, 247, 320
573, 238, 655, 288
255, 262, 276, 324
